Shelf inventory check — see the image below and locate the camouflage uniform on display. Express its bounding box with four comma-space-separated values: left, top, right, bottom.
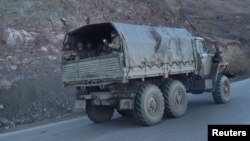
62, 42, 77, 62
62, 50, 77, 62
75, 42, 96, 60
109, 36, 122, 54
75, 48, 95, 59
87, 49, 96, 57
76, 50, 87, 59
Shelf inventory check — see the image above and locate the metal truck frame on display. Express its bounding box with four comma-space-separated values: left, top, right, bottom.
61, 22, 231, 126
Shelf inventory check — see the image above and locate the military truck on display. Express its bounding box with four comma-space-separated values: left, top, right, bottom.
61, 22, 231, 126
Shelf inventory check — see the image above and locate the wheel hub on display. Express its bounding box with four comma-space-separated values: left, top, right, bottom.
223, 82, 230, 97
224, 86, 228, 93
174, 90, 183, 106
147, 96, 158, 115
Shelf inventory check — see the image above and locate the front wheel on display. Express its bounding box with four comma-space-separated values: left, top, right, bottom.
86, 101, 114, 123
212, 75, 231, 104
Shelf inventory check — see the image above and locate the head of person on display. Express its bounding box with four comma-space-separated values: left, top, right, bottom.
77, 42, 83, 51
111, 31, 117, 39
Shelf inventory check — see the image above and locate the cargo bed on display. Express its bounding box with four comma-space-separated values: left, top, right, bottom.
62, 54, 124, 85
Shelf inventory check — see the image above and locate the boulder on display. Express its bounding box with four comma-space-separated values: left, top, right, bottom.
3, 28, 37, 48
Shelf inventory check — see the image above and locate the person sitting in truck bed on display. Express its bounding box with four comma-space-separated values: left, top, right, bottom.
75, 42, 86, 60
85, 42, 96, 58
103, 31, 122, 54
96, 39, 109, 56
74, 41, 96, 59
96, 44, 105, 56
62, 42, 77, 62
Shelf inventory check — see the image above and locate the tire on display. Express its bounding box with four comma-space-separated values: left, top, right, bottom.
134, 84, 165, 126
161, 80, 187, 118
86, 101, 114, 123
117, 110, 133, 118
212, 74, 231, 104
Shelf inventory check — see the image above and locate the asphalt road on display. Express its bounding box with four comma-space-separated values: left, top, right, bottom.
1, 79, 250, 141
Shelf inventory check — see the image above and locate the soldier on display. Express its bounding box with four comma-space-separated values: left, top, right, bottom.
103, 31, 122, 54
96, 44, 105, 56
62, 42, 77, 62
75, 42, 87, 60
86, 42, 96, 58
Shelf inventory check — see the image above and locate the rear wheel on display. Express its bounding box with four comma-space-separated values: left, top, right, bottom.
134, 84, 165, 126
161, 80, 187, 118
212, 75, 231, 104
86, 101, 114, 123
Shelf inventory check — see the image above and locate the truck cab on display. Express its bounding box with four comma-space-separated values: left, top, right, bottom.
194, 37, 213, 77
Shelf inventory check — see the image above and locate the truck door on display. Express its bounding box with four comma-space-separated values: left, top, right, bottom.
195, 39, 212, 77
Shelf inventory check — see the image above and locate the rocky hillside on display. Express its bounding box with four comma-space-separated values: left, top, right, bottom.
182, 0, 250, 73
0, 0, 250, 129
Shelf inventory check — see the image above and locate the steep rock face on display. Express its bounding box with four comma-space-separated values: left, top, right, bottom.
0, 0, 249, 128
